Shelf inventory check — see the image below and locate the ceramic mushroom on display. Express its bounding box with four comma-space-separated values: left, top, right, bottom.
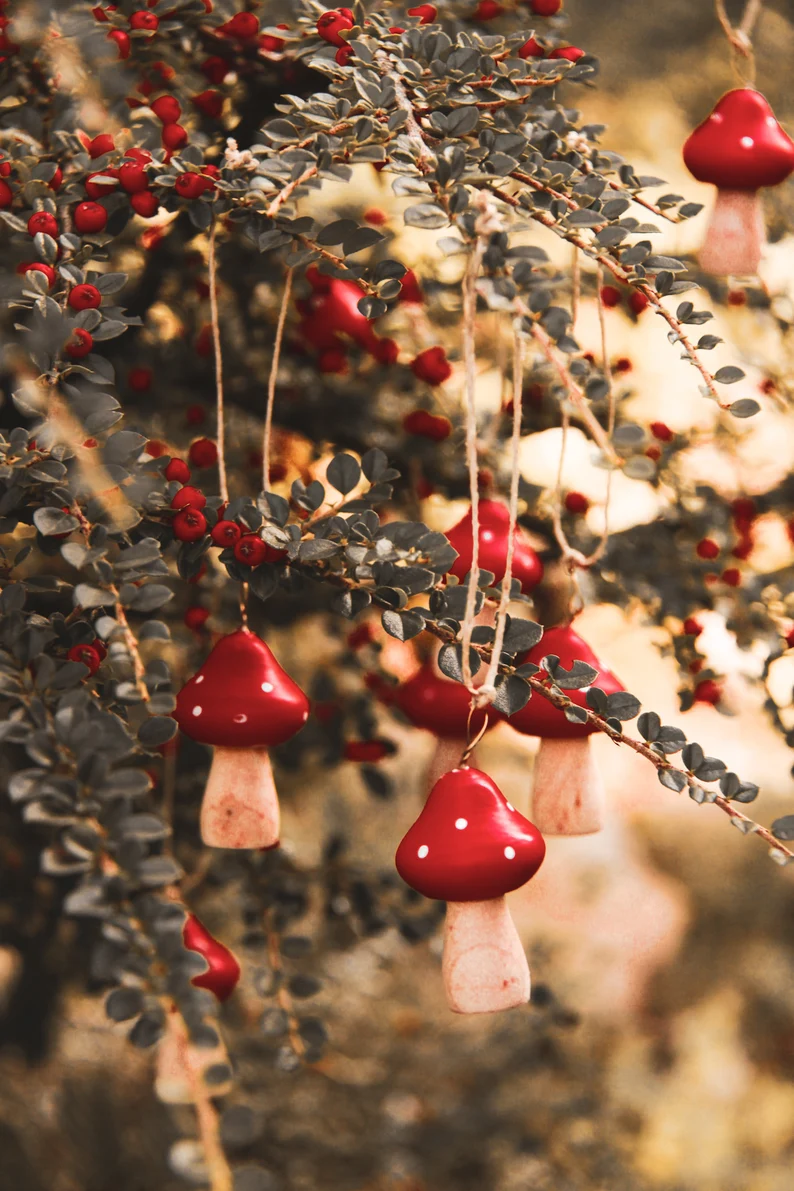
683, 88, 794, 276
155, 913, 240, 1104
174, 629, 310, 849
297, 265, 396, 363
446, 498, 543, 592
508, 625, 623, 836
396, 766, 546, 1014
394, 659, 498, 787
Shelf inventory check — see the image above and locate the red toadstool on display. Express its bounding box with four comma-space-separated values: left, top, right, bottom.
445, 498, 543, 593
508, 625, 623, 835
683, 88, 794, 276
174, 630, 309, 849
395, 766, 545, 1013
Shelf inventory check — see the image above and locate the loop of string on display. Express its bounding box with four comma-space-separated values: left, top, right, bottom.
715, 0, 763, 86
263, 267, 293, 494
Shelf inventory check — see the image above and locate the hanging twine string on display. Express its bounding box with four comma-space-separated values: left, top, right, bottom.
715, 0, 763, 85
263, 267, 293, 493
207, 221, 229, 505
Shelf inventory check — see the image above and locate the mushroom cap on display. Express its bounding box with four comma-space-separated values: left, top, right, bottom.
683, 88, 794, 191
446, 499, 543, 593
394, 660, 498, 740
509, 624, 622, 740
174, 629, 310, 749
396, 766, 546, 901
183, 913, 241, 1002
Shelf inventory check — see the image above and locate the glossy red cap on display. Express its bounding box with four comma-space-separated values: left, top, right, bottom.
394, 661, 497, 740
446, 499, 543, 593
683, 89, 794, 191
509, 624, 622, 739
183, 913, 241, 1002
174, 629, 310, 748
395, 766, 546, 901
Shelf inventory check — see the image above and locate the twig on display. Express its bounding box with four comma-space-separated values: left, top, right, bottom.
263, 268, 293, 493
177, 1012, 234, 1191
207, 222, 229, 504
375, 51, 435, 169
460, 236, 486, 694
265, 165, 318, 219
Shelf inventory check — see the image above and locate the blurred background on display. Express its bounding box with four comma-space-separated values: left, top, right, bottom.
2, 2, 794, 1190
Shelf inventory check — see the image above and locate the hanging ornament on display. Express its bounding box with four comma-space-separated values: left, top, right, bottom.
508, 625, 623, 836
296, 266, 398, 363
683, 88, 794, 275
174, 630, 310, 849
445, 498, 543, 593
396, 766, 546, 1013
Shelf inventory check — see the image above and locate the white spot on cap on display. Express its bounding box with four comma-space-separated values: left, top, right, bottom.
261, 681, 274, 693
195, 674, 204, 685
506, 801, 515, 812
233, 713, 247, 724
192, 705, 202, 717
740, 135, 754, 148
417, 845, 429, 858
710, 113, 723, 123
504, 846, 516, 860
302, 709, 309, 721
455, 817, 468, 830
767, 116, 777, 126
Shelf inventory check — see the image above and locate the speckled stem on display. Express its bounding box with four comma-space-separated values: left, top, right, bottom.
200, 746, 280, 850
442, 896, 530, 1014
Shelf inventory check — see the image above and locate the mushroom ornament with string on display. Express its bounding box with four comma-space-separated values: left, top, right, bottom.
508, 625, 623, 836
155, 913, 241, 1105
683, 88, 794, 276
445, 498, 543, 593
396, 766, 546, 1014
174, 629, 310, 849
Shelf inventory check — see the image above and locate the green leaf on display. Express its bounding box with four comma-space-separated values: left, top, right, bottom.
403, 203, 448, 230
381, 609, 425, 641
714, 366, 745, 384
637, 711, 661, 741
326, 453, 362, 495
658, 767, 687, 792
728, 398, 760, 418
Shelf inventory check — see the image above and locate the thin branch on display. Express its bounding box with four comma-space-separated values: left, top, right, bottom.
207, 222, 229, 504
460, 238, 486, 695
177, 1012, 234, 1191
263, 268, 293, 493
265, 165, 318, 219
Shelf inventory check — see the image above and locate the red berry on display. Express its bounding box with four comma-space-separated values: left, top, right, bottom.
344, 739, 391, 763
151, 95, 181, 124
259, 23, 289, 52
374, 337, 399, 365
146, 439, 167, 457
693, 679, 721, 706
335, 45, 353, 65
473, 1, 504, 20
188, 437, 218, 468
785, 628, 794, 650
128, 366, 152, 391
407, 4, 437, 22
211, 519, 242, 547
727, 289, 746, 307
220, 11, 259, 39
184, 606, 210, 631
118, 160, 149, 194
721, 567, 741, 587
519, 37, 545, 59
85, 168, 119, 199
614, 357, 632, 373
65, 328, 93, 359
49, 165, 63, 191
125, 147, 153, 164
402, 409, 452, 442
191, 89, 224, 119
564, 491, 589, 515
318, 347, 347, 374
162, 124, 188, 151
129, 10, 158, 31
170, 486, 206, 510
86, 134, 115, 158
28, 211, 58, 238
173, 507, 207, 542
234, 534, 268, 566
549, 46, 585, 61
107, 30, 130, 58
364, 208, 387, 225
411, 346, 452, 386
131, 191, 158, 218
347, 623, 374, 650
0, 178, 12, 208
628, 290, 649, 315
17, 261, 56, 286
731, 497, 756, 526
67, 643, 102, 675
316, 10, 354, 47
73, 201, 108, 234
650, 421, 673, 442
164, 458, 191, 483
530, 0, 562, 12
696, 538, 720, 561
645, 444, 662, 462
186, 404, 206, 425
398, 269, 423, 304
201, 56, 229, 85
68, 283, 101, 311
174, 173, 206, 200
683, 617, 702, 637
731, 535, 754, 561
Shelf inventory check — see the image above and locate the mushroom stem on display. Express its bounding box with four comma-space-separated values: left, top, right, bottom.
154, 1010, 232, 1105
201, 746, 280, 850
699, 188, 765, 276
531, 736, 605, 836
425, 737, 476, 790
442, 896, 530, 1014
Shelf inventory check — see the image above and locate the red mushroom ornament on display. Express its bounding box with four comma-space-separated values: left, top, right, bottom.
446, 499, 543, 593
174, 629, 309, 849
509, 625, 623, 836
396, 767, 545, 1014
683, 88, 794, 276
394, 659, 497, 788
